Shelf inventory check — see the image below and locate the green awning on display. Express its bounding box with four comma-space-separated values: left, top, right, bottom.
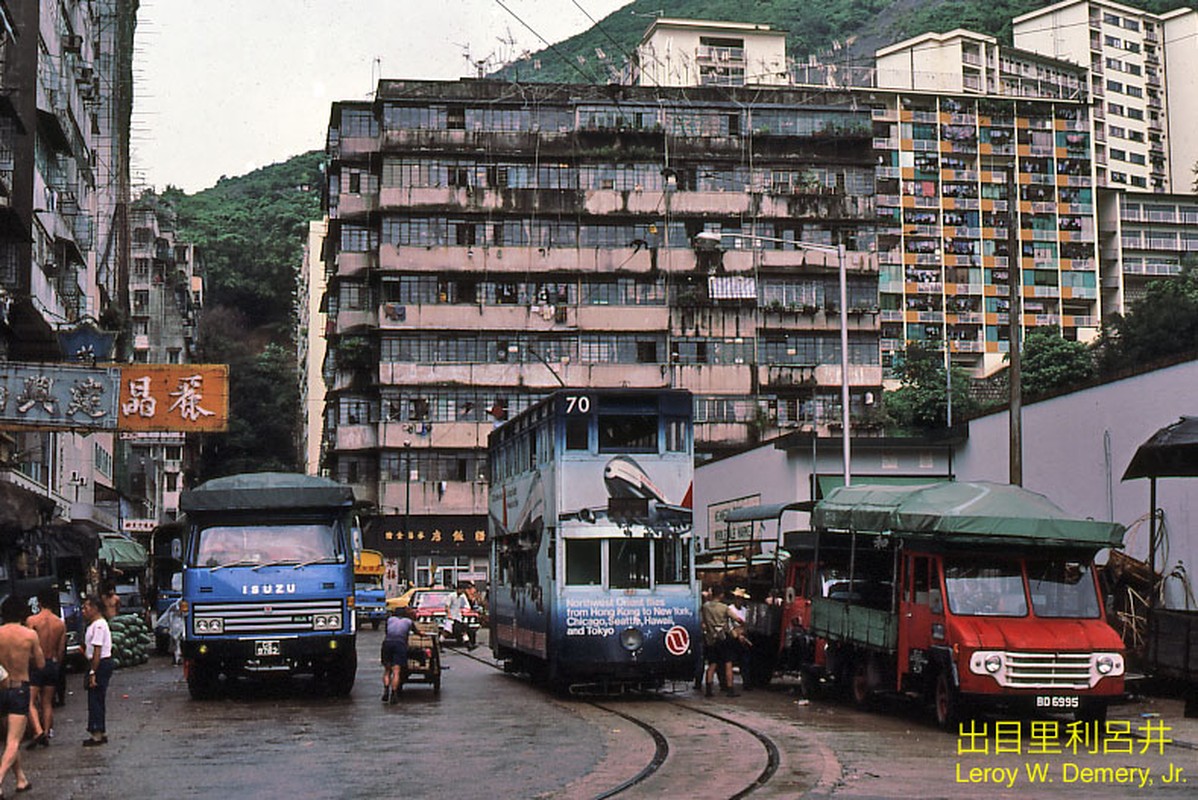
812, 481, 1125, 550
98, 534, 147, 569
815, 474, 948, 499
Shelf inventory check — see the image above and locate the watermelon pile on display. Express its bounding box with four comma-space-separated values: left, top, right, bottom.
108, 614, 153, 669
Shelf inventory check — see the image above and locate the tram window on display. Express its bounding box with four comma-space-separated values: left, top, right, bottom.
565, 417, 589, 450
610, 539, 651, 589
599, 415, 657, 453
565, 539, 602, 585
654, 537, 689, 584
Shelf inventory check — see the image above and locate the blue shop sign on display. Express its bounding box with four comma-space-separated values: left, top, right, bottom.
0, 362, 121, 430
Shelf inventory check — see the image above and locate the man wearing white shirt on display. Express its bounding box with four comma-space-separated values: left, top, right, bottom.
82, 596, 113, 747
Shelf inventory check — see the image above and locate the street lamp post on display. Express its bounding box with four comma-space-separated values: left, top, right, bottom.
718, 233, 854, 485
403, 440, 412, 588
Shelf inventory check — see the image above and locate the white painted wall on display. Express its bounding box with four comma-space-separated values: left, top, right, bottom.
954, 359, 1198, 606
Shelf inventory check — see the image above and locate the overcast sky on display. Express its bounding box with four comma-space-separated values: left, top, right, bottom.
133, 0, 632, 193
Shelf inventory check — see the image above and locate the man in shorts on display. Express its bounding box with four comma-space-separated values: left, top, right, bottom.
26, 589, 65, 748
0, 595, 45, 794
381, 607, 415, 705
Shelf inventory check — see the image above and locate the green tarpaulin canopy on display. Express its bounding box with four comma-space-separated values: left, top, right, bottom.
98, 533, 147, 569
812, 481, 1125, 549
180, 472, 354, 513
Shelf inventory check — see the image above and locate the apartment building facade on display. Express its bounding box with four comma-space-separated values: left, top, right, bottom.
120, 194, 204, 525
1007, 0, 1198, 326
633, 18, 789, 88
1, 0, 135, 531
873, 34, 1098, 374
321, 80, 883, 580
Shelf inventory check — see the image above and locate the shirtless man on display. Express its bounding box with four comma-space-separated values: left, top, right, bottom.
0, 595, 45, 794
25, 590, 65, 748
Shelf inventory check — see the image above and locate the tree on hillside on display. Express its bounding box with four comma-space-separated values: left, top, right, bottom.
1097, 260, 1198, 372
193, 343, 300, 481
1020, 327, 1095, 398
884, 342, 978, 431
164, 150, 323, 340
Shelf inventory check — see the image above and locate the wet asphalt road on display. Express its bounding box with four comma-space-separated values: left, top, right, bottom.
9, 630, 1195, 799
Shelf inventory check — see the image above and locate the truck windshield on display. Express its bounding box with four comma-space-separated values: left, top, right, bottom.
1026, 559, 1101, 618
943, 559, 1027, 617
192, 522, 341, 568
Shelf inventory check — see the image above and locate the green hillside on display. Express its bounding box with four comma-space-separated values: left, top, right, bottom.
159, 151, 324, 478
494, 0, 1196, 84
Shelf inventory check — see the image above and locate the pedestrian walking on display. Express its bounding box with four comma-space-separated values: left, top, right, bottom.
700, 586, 737, 697
82, 596, 114, 746
727, 587, 753, 691
693, 587, 712, 691
0, 595, 44, 794
381, 607, 416, 705
25, 589, 65, 748
446, 583, 476, 649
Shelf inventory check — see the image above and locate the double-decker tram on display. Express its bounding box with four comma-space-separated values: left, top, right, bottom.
489, 389, 699, 693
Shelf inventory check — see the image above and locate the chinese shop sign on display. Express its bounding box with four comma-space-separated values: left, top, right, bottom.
118, 365, 229, 432
0, 362, 122, 429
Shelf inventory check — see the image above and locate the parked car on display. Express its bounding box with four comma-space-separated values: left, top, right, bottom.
386, 587, 480, 644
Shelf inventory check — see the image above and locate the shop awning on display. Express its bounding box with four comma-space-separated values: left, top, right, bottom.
98, 533, 148, 569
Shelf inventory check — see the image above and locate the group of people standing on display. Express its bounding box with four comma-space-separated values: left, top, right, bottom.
698, 585, 753, 698
0, 588, 117, 796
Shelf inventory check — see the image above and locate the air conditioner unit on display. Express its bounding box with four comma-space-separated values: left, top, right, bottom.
63, 35, 83, 54
76, 65, 94, 84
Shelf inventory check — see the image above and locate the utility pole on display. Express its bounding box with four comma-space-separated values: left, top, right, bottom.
1007, 165, 1023, 486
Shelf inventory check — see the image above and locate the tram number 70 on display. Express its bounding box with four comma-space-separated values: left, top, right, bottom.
565, 395, 591, 414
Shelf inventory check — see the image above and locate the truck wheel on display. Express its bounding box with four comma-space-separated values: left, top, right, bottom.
851, 660, 873, 708
187, 663, 219, 700
326, 651, 357, 697
1076, 704, 1107, 725
934, 670, 963, 731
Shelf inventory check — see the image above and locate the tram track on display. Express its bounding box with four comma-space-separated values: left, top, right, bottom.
448, 646, 785, 798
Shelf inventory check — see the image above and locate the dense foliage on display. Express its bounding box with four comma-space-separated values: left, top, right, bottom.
1097, 261, 1198, 372
884, 342, 979, 432
163, 151, 323, 335
162, 151, 324, 478
1020, 327, 1096, 398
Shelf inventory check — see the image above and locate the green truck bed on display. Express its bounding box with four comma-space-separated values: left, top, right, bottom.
810, 597, 898, 651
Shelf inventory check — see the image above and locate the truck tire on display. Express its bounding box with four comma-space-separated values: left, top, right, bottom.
934, 670, 964, 731
326, 651, 357, 697
1076, 703, 1107, 725
187, 662, 219, 700
851, 659, 873, 708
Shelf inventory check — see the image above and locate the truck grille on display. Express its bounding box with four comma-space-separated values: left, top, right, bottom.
192, 599, 343, 634
1004, 652, 1092, 689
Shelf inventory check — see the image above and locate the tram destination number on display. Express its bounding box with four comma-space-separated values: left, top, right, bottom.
566, 395, 591, 414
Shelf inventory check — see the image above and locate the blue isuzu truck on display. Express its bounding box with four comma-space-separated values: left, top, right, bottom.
177, 473, 358, 698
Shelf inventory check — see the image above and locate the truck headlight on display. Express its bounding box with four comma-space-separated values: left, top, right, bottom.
313, 614, 342, 631
1095, 654, 1123, 675
984, 654, 1003, 674
194, 617, 223, 634
619, 627, 644, 652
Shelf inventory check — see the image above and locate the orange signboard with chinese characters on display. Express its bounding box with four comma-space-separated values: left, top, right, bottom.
117, 364, 229, 432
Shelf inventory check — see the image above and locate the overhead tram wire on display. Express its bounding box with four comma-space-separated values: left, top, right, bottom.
492, 0, 606, 85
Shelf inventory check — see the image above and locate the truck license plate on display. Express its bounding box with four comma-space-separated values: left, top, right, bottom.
255, 640, 281, 657
1036, 696, 1079, 709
